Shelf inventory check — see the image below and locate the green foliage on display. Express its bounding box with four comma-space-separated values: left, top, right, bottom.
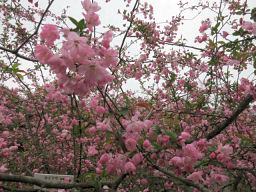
69, 17, 87, 33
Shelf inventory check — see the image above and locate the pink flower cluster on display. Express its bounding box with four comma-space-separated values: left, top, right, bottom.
199, 19, 211, 33
122, 113, 153, 141
242, 21, 256, 35
97, 152, 143, 175
239, 78, 256, 99
169, 143, 204, 172
35, 8, 118, 96
81, 0, 101, 31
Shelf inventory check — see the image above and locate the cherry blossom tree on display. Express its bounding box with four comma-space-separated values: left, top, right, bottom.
0, 0, 256, 191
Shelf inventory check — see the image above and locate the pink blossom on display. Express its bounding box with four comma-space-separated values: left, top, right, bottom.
9, 146, 18, 151
81, 0, 101, 13
80, 63, 112, 85
47, 55, 67, 74
35, 45, 53, 64
0, 141, 7, 148
141, 178, 148, 186
99, 153, 109, 164
181, 132, 190, 140
95, 106, 105, 114
151, 153, 157, 159
183, 144, 204, 160
0, 164, 7, 173
222, 31, 228, 38
83, 12, 101, 31
88, 146, 98, 156
96, 167, 101, 174
61, 31, 93, 63
187, 171, 203, 183
227, 161, 234, 169
178, 131, 190, 143
143, 139, 150, 149
40, 24, 60, 46
161, 135, 169, 143
102, 30, 113, 49
169, 156, 183, 168
2, 131, 9, 138
60, 130, 69, 138
242, 21, 256, 35
100, 48, 118, 67
212, 174, 229, 185
125, 138, 137, 151
106, 164, 115, 174
64, 177, 71, 183
217, 153, 224, 162
242, 21, 253, 31
217, 144, 233, 156
131, 153, 143, 165
124, 162, 136, 173
199, 23, 209, 33
210, 152, 216, 159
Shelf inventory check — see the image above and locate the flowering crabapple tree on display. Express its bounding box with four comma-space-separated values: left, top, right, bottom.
0, 0, 256, 191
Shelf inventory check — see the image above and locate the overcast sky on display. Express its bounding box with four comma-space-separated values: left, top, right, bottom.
4, 0, 256, 90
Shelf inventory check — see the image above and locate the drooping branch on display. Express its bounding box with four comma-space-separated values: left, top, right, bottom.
206, 94, 254, 140
0, 173, 94, 189
142, 151, 211, 192
145, 160, 211, 192
0, 185, 36, 192
0, 173, 127, 191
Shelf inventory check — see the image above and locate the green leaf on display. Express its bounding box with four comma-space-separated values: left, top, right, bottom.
68, 16, 79, 26
211, 22, 220, 35
122, 93, 131, 106
251, 7, 256, 21
12, 63, 20, 69
95, 181, 102, 191
236, 11, 243, 15
217, 41, 225, 44
212, 22, 220, 32
164, 130, 177, 141
208, 39, 215, 49
16, 73, 23, 79
77, 19, 86, 30
154, 125, 162, 134
120, 107, 128, 115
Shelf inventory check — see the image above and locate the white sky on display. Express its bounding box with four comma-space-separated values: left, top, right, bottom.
3, 0, 256, 91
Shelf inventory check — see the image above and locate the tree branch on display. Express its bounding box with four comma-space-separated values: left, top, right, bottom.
0, 173, 127, 190
0, 0, 55, 62
0, 46, 38, 62
148, 164, 211, 192
232, 166, 256, 178
164, 42, 205, 51
103, 173, 128, 190
206, 94, 253, 140
0, 185, 36, 192
0, 173, 95, 189
143, 153, 211, 192
15, 0, 55, 53
117, 0, 140, 61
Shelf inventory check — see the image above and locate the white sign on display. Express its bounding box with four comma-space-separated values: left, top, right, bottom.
34, 173, 74, 192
